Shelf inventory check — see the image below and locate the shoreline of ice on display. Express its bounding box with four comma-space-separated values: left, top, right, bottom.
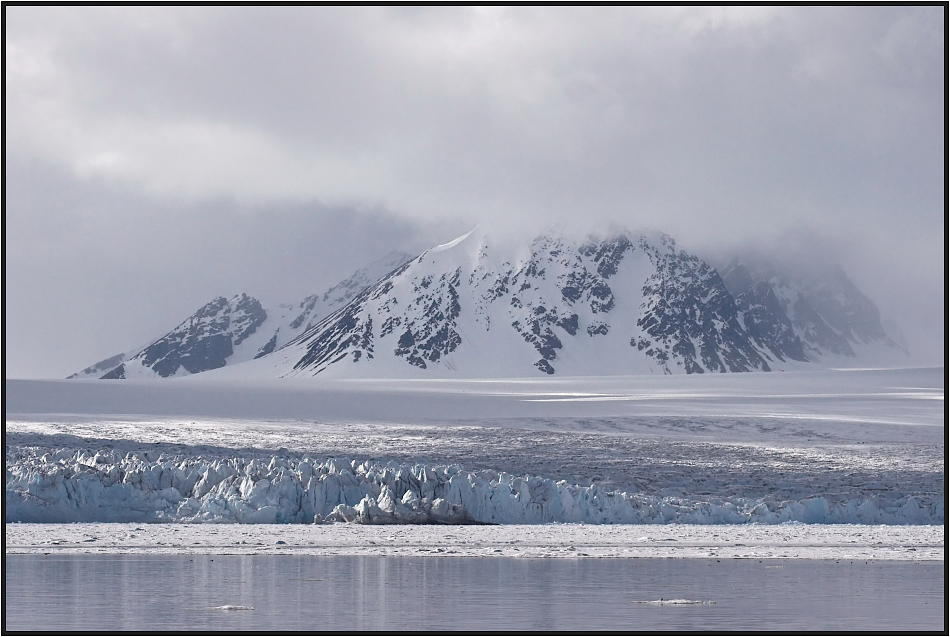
6, 523, 943, 561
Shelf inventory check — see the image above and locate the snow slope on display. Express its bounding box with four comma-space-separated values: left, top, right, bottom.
70, 229, 907, 380
244, 229, 784, 378
73, 252, 412, 379
236, 228, 907, 379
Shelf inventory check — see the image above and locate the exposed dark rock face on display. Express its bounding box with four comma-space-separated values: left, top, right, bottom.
285, 230, 807, 377
76, 232, 903, 380
73, 251, 414, 380
633, 238, 770, 374
391, 268, 463, 368
291, 261, 415, 375
718, 258, 901, 361
294, 304, 370, 373
579, 234, 633, 277
498, 236, 620, 367
254, 334, 279, 359
100, 294, 267, 378
733, 282, 807, 362
67, 352, 127, 379
587, 322, 608, 336
100, 363, 126, 380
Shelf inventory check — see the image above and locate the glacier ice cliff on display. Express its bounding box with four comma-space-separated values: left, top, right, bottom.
6, 447, 942, 525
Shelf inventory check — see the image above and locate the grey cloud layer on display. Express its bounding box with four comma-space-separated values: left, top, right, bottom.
4, 6, 944, 376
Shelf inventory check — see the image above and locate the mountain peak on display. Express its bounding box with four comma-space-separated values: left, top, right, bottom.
72, 228, 905, 380
74, 252, 415, 380
269, 230, 772, 378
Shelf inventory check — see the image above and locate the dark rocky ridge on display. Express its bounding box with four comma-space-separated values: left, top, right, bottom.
67, 352, 128, 380
719, 258, 903, 360
70, 252, 414, 380
102, 294, 267, 378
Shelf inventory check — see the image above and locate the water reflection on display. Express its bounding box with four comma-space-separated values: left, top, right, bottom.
5, 556, 943, 632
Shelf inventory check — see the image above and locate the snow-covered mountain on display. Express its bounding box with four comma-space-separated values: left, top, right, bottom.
68, 348, 143, 380
253, 228, 893, 379
718, 256, 907, 365
73, 228, 906, 380
71, 251, 412, 379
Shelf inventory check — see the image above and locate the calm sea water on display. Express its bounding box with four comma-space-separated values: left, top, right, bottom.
4, 555, 944, 632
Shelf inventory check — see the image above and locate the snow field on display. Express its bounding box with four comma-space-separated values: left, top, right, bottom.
6, 523, 943, 560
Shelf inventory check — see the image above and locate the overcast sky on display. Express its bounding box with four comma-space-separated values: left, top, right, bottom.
5, 6, 945, 377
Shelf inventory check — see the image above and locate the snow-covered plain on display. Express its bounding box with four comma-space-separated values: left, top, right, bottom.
6, 523, 943, 560
5, 367, 944, 528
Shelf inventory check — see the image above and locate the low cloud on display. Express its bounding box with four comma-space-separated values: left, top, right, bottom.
5, 6, 943, 375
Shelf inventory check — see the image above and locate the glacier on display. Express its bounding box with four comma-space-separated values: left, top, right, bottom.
8, 368, 942, 526
6, 447, 941, 525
